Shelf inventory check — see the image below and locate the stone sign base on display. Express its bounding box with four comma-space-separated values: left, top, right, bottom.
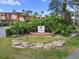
30, 32, 52, 36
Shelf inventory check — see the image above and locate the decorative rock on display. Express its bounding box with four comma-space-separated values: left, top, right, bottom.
21, 42, 28, 47
12, 40, 22, 46
27, 43, 36, 48
52, 40, 66, 48
34, 43, 44, 49
58, 40, 65, 45
43, 43, 53, 49
52, 41, 62, 48
12, 39, 66, 50
70, 33, 78, 38
12, 45, 25, 48
11, 35, 17, 38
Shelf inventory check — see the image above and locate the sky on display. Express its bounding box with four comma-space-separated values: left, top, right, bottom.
0, 0, 50, 15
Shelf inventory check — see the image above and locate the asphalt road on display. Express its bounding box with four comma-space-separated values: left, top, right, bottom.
65, 49, 79, 59
0, 27, 6, 37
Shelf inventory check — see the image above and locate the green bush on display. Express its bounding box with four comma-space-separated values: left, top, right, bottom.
6, 21, 30, 36
6, 15, 75, 36
6, 28, 13, 37
30, 19, 43, 32
49, 15, 75, 35
30, 15, 75, 35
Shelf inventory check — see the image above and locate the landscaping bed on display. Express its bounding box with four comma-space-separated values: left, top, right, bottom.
0, 34, 79, 59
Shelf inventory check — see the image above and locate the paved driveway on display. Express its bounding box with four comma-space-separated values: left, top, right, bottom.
65, 49, 79, 59
0, 27, 6, 37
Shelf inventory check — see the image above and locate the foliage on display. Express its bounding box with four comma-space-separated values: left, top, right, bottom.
49, 0, 79, 21
6, 21, 30, 36
6, 15, 75, 36
30, 19, 45, 32
30, 15, 75, 35
0, 22, 9, 26
48, 15, 75, 35
6, 28, 14, 37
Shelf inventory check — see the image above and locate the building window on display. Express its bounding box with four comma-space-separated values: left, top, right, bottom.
5, 14, 6, 17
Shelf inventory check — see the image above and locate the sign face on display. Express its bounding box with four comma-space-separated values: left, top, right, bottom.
38, 26, 45, 33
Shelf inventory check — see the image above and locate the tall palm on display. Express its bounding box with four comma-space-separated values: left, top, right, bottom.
22, 10, 27, 20
12, 9, 21, 21
41, 11, 44, 14
49, 0, 79, 22
34, 12, 39, 16
28, 10, 33, 15
32, 12, 39, 20
12, 9, 16, 12
27, 10, 33, 20
15, 13, 22, 21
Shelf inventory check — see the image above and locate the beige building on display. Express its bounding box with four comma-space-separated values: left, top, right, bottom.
0, 12, 23, 21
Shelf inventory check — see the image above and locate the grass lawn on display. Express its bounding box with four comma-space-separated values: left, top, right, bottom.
0, 34, 79, 59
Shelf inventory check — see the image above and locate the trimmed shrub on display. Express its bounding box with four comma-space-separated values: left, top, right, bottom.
6, 21, 30, 36
6, 28, 13, 37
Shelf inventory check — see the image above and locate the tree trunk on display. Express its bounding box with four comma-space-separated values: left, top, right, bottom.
62, 12, 67, 20
62, 0, 67, 22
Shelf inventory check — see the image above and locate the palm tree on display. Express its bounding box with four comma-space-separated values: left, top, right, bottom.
12, 9, 16, 12
32, 12, 39, 20
15, 13, 22, 21
49, 0, 79, 22
28, 10, 33, 15
22, 10, 25, 13
27, 10, 33, 20
34, 12, 39, 16
12, 9, 21, 21
22, 10, 33, 21
21, 10, 26, 21
41, 11, 44, 14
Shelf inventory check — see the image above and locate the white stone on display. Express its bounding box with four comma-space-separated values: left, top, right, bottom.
11, 40, 66, 49
21, 42, 28, 47
12, 45, 25, 48
58, 40, 65, 45
53, 41, 62, 47
34, 43, 44, 49
70, 33, 77, 38
12, 40, 22, 46
52, 40, 66, 48
43, 43, 53, 49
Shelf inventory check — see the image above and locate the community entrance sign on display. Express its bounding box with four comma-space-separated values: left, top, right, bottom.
38, 26, 45, 33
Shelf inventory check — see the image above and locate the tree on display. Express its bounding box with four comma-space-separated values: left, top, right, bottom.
12, 9, 16, 12
28, 10, 33, 15
22, 10, 25, 13
22, 10, 27, 21
12, 9, 21, 21
49, 0, 79, 22
15, 13, 22, 21
41, 11, 44, 14
34, 12, 39, 16
32, 12, 39, 20
22, 10, 33, 21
